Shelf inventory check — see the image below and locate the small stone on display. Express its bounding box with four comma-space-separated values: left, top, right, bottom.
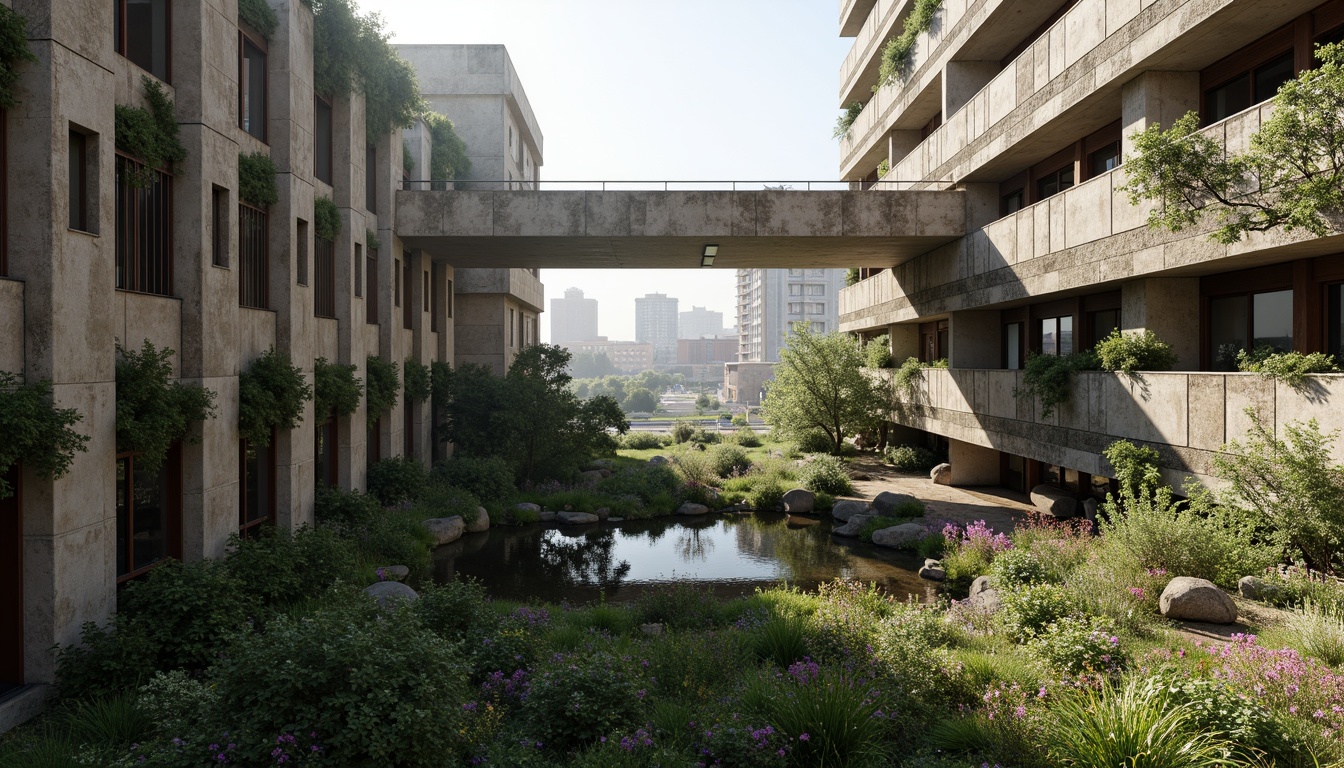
831, 500, 871, 521
872, 491, 918, 516
966, 576, 1001, 613
1160, 577, 1238, 624
608, 516, 625, 522
1030, 485, 1078, 519
930, 463, 952, 485
421, 516, 465, 545
649, 455, 670, 466
781, 488, 816, 514
595, 507, 611, 521
676, 502, 710, 516
870, 522, 927, 549
465, 507, 490, 533
538, 510, 556, 522
364, 581, 419, 608
556, 511, 600, 525
919, 559, 946, 581
832, 513, 876, 537
1238, 575, 1272, 601
851, 472, 872, 481
373, 565, 410, 581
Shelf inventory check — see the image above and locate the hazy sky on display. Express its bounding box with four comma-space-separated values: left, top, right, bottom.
362, 0, 851, 341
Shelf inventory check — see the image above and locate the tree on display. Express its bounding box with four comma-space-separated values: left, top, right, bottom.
1122, 44, 1344, 244
622, 387, 657, 414
569, 350, 615, 379
761, 324, 891, 455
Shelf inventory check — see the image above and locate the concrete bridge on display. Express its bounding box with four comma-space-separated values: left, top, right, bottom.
394, 184, 969, 269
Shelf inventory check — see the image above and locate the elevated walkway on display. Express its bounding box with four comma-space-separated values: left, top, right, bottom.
394, 181, 967, 269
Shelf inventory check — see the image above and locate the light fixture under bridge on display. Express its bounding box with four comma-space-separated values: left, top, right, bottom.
701, 244, 718, 268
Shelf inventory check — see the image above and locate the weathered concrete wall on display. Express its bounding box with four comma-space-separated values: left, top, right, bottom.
947, 438, 1000, 486
0, 280, 23, 373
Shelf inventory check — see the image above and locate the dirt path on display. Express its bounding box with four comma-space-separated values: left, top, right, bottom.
840, 454, 1036, 534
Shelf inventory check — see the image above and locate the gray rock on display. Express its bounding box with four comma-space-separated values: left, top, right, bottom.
515, 502, 541, 514
970, 575, 993, 596
594, 507, 611, 521
1160, 577, 1238, 624
1082, 498, 1099, 522
374, 565, 410, 581
966, 576, 1001, 613
782, 488, 816, 514
786, 515, 820, 528
870, 522, 927, 549
589, 459, 616, 471
364, 581, 419, 608
832, 513, 877, 537
465, 507, 491, 533
538, 510, 556, 522
422, 516, 465, 546
872, 491, 919, 516
676, 502, 710, 516
608, 517, 625, 522
1238, 575, 1273, 601
649, 455, 670, 466
640, 623, 664, 636
919, 559, 946, 581
831, 500, 871, 521
579, 470, 605, 485
1030, 485, 1078, 519
556, 511, 600, 525
930, 463, 952, 485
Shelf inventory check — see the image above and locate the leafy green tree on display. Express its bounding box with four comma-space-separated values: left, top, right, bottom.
1123, 44, 1344, 244
569, 351, 616, 379
623, 387, 657, 413
0, 372, 88, 498
762, 324, 891, 455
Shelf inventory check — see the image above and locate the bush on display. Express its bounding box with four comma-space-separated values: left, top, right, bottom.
797, 454, 853, 495
431, 455, 515, 502
635, 582, 722, 630
522, 651, 649, 753
940, 520, 1013, 596
314, 484, 380, 527
414, 579, 496, 644
619, 431, 667, 450
114, 559, 257, 672
1015, 351, 1099, 419
352, 508, 436, 571
1033, 617, 1126, 675
688, 426, 721, 445
814, 491, 835, 511
598, 463, 681, 510
731, 413, 749, 427
670, 421, 695, 444
210, 598, 468, 767
221, 526, 359, 606
708, 444, 753, 478
366, 455, 427, 506
1280, 599, 1344, 666
753, 617, 809, 668
882, 443, 940, 472
1237, 346, 1340, 385
987, 548, 1048, 588
796, 429, 835, 454
865, 334, 893, 368
746, 479, 786, 511
732, 427, 762, 447
1092, 329, 1178, 372
416, 482, 484, 525
999, 583, 1076, 640
740, 665, 889, 766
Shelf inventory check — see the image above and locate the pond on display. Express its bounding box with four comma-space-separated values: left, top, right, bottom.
431, 512, 939, 604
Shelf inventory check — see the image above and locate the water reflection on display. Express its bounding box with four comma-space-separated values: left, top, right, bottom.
434, 513, 939, 604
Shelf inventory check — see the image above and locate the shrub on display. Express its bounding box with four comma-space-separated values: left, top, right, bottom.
414, 579, 496, 644
353, 508, 435, 570
619, 431, 667, 450
754, 617, 809, 668
0, 371, 89, 499
1033, 617, 1126, 675
795, 429, 835, 454
688, 426, 721, 445
635, 582, 722, 630
416, 482, 484, 525
746, 479, 786, 511
1142, 673, 1293, 760
797, 454, 853, 495
137, 669, 220, 742
670, 421, 695, 444
882, 443, 939, 472
1015, 351, 1099, 419
708, 444, 753, 478
365, 456, 427, 506
804, 580, 892, 660
858, 516, 907, 543
115, 340, 217, 470
690, 719, 792, 768
731, 413, 749, 427
431, 455, 515, 502
940, 520, 1012, 595
865, 334, 893, 368
733, 426, 763, 447
116, 559, 257, 672
313, 357, 362, 422
221, 526, 358, 606
814, 491, 835, 511
598, 463, 680, 508
741, 664, 889, 766
211, 598, 468, 767
522, 652, 649, 753
1278, 599, 1344, 666
999, 583, 1076, 641
1237, 346, 1340, 385
1092, 329, 1179, 373
988, 548, 1048, 588
314, 484, 381, 527
239, 347, 311, 446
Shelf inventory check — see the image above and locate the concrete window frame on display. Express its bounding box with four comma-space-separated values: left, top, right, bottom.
115, 0, 171, 84
238, 202, 270, 309
115, 446, 183, 583
239, 431, 276, 538
314, 235, 335, 318
114, 153, 173, 296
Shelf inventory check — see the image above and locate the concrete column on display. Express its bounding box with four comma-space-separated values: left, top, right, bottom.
888, 130, 921, 168
948, 310, 1000, 369
1121, 71, 1200, 158
1120, 278, 1200, 370
948, 438, 1000, 486
943, 61, 999, 118
889, 323, 919, 362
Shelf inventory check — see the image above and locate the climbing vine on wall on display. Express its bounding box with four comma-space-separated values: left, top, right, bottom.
403, 359, 431, 402
315, 196, 341, 240
365, 355, 399, 428
876, 0, 944, 90
314, 357, 363, 424
0, 372, 89, 499
239, 0, 279, 39
239, 152, 279, 208
423, 112, 471, 190
0, 6, 36, 110
310, 0, 422, 142
239, 348, 313, 446
115, 77, 188, 187
115, 341, 218, 471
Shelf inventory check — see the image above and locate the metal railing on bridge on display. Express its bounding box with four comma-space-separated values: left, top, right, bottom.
398, 179, 946, 192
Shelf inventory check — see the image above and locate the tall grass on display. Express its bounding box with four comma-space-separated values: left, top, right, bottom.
1277, 599, 1344, 666
741, 668, 889, 767
754, 617, 809, 668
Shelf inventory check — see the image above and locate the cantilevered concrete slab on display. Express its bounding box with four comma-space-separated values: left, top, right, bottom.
395, 189, 966, 268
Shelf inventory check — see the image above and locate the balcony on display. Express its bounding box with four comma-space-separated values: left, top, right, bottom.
841, 0, 882, 36
839, 0, 908, 107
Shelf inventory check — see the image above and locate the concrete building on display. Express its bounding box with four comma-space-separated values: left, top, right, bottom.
724, 362, 777, 406
678, 305, 727, 340
635, 293, 679, 367
397, 44, 544, 374
736, 268, 847, 362
678, 338, 739, 366
550, 287, 600, 345
566, 339, 655, 374
835, 0, 1344, 497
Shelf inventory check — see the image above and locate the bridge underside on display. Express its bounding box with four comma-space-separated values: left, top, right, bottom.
394, 189, 967, 268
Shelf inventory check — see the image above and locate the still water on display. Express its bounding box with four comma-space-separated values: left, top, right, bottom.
431, 513, 938, 604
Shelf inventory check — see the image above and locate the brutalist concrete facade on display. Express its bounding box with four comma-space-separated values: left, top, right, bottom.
0, 0, 478, 727
837, 0, 1344, 492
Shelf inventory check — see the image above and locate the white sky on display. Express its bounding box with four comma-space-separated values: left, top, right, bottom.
363, 0, 852, 341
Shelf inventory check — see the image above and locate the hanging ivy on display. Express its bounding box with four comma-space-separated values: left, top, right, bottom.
310, 0, 423, 142
240, 348, 313, 446
115, 77, 187, 188
239, 0, 279, 39
403, 140, 414, 174
365, 355, 399, 428
833, 101, 863, 141
423, 112, 471, 190
875, 0, 943, 90
314, 357, 363, 425
0, 372, 89, 499
403, 359, 431, 402
314, 195, 341, 240
0, 6, 36, 110
239, 151, 279, 208
116, 341, 218, 471
366, 228, 381, 251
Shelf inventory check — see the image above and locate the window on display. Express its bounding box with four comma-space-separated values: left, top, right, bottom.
403, 397, 414, 457
805, 284, 826, 296
314, 96, 333, 185
315, 414, 337, 490
116, 448, 181, 581
807, 269, 825, 276
0, 464, 19, 689
367, 417, 381, 468
69, 130, 88, 231
353, 243, 362, 297
1036, 165, 1074, 200
429, 264, 439, 332
296, 219, 308, 286
1002, 189, 1024, 216
314, 236, 335, 318
919, 320, 948, 362
1088, 142, 1121, 176
787, 284, 802, 296
1040, 316, 1074, 357
1207, 289, 1293, 370
239, 433, 274, 537
806, 302, 825, 315
509, 308, 516, 346
366, 248, 378, 324
1204, 50, 1294, 125
240, 35, 267, 141
211, 187, 229, 267
787, 302, 803, 315
1089, 309, 1120, 348
810, 322, 826, 333
239, 203, 269, 308
447, 278, 454, 318
115, 154, 173, 295
1004, 322, 1023, 369
787, 269, 803, 278
423, 270, 429, 313
1329, 284, 1344, 362
114, 0, 169, 82
402, 255, 413, 330
365, 144, 377, 211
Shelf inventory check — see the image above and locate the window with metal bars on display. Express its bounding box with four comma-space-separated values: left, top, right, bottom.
115, 154, 173, 295
238, 203, 269, 308
315, 236, 335, 318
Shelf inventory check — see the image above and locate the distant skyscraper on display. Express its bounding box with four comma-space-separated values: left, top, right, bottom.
678, 306, 726, 339
736, 268, 846, 362
550, 287, 599, 344
635, 293, 679, 367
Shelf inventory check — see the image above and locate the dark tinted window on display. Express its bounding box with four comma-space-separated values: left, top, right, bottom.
1205, 72, 1251, 124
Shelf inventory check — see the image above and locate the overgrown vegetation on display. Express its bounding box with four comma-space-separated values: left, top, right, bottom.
114, 341, 217, 470
865, 334, 893, 369
883, 443, 939, 472
313, 357, 363, 423
238, 151, 279, 208
403, 359, 432, 402
1236, 347, 1340, 385
424, 112, 471, 190
0, 5, 37, 110
314, 195, 341, 241
833, 101, 863, 140
1014, 352, 1099, 419
892, 356, 946, 400
1092, 329, 1178, 373
311, 0, 423, 142
238, 348, 313, 446
0, 371, 89, 498
365, 355, 400, 428
114, 77, 187, 187
238, 0, 279, 39
875, 0, 944, 89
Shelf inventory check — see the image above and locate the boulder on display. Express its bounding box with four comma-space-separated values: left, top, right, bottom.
676, 502, 710, 516
422, 516, 465, 546
870, 522, 927, 549
465, 507, 491, 533
1082, 498, 1099, 522
516, 502, 541, 514
872, 491, 919, 516
364, 581, 419, 608
1030, 485, 1078, 520
556, 511, 600, 525
373, 565, 410, 581
966, 576, 1001, 613
594, 507, 611, 521
579, 470, 605, 485
1238, 575, 1273, 601
832, 513, 877, 537
538, 510, 556, 522
919, 559, 946, 581
649, 455, 670, 466
930, 463, 952, 485
831, 500, 871, 522
782, 488, 816, 514
1159, 577, 1238, 624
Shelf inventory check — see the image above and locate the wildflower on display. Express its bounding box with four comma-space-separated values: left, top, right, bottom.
799, 733, 810, 741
